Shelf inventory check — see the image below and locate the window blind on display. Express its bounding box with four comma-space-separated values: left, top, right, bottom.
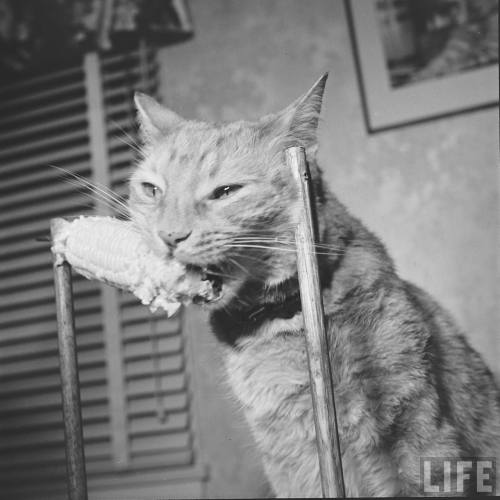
0, 50, 207, 500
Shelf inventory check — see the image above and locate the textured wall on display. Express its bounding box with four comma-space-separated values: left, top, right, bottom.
157, 0, 499, 496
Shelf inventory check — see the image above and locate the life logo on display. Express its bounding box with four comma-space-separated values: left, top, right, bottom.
420, 457, 496, 496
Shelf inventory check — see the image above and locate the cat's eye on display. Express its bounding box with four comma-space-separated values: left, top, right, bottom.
210, 184, 243, 200
141, 182, 160, 199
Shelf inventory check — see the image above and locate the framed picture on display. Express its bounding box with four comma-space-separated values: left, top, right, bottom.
347, 0, 499, 132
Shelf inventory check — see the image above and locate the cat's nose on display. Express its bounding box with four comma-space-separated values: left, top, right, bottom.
159, 230, 192, 249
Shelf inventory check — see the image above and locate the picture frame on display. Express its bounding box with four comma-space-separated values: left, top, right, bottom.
347, 0, 499, 133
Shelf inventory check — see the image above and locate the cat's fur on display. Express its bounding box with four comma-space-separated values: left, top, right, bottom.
129, 74, 500, 497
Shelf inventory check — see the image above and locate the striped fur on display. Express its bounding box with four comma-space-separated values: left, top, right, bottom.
129, 75, 500, 497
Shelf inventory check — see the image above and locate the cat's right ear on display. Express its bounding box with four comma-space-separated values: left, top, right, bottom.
257, 73, 328, 154
134, 92, 183, 144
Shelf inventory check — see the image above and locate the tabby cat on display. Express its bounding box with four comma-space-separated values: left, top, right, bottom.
128, 74, 500, 497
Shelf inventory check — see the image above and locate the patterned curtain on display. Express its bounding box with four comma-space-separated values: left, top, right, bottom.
0, 0, 193, 75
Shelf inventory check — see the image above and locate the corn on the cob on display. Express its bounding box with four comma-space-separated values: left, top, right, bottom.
51, 216, 219, 316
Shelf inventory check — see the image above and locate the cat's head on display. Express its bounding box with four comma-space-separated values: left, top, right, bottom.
129, 74, 328, 307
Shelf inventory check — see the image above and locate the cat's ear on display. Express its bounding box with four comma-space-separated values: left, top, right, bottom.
134, 92, 183, 143
262, 73, 328, 150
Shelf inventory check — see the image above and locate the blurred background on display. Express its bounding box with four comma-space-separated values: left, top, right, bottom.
0, 0, 498, 498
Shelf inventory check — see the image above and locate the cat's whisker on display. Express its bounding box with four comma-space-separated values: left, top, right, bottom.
50, 164, 129, 210
231, 242, 295, 251
225, 243, 344, 257
228, 257, 252, 276
232, 238, 294, 244
232, 237, 346, 252
232, 242, 346, 256
204, 268, 234, 279
51, 170, 115, 209
50, 165, 130, 217
64, 179, 128, 215
82, 182, 129, 214
235, 295, 253, 309
230, 239, 333, 250
109, 119, 143, 156
61, 178, 129, 217
224, 251, 272, 267
113, 133, 143, 156
224, 244, 299, 253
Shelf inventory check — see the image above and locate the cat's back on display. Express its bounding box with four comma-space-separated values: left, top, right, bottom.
402, 281, 500, 458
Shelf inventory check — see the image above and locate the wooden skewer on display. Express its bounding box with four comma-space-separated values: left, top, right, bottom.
51, 219, 89, 500
285, 146, 345, 498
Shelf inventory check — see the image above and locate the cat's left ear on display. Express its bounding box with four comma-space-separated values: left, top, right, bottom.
134, 92, 184, 144
263, 72, 328, 149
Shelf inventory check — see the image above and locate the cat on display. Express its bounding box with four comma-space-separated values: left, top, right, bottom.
128, 74, 500, 497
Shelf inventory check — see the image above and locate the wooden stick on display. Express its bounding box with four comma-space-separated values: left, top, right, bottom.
51, 219, 88, 500
285, 147, 345, 498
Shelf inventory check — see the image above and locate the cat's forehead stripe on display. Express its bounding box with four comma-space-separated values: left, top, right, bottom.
169, 148, 177, 163
198, 150, 208, 164
152, 125, 255, 180
207, 161, 221, 179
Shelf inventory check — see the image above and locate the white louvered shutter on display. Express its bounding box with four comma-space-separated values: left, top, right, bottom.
0, 50, 208, 500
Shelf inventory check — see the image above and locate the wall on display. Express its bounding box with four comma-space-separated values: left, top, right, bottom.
156, 0, 499, 497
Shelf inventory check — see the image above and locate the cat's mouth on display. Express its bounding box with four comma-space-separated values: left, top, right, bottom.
188, 264, 224, 304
